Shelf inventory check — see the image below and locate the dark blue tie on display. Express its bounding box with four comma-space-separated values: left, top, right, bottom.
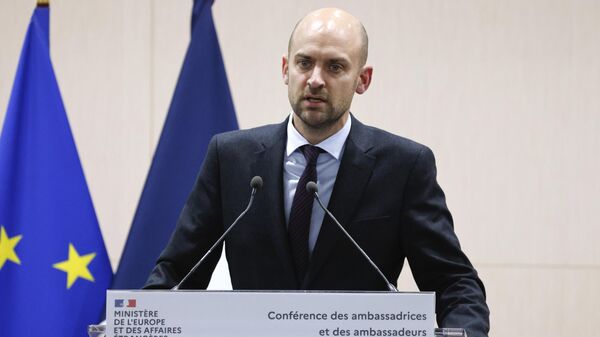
288, 145, 322, 284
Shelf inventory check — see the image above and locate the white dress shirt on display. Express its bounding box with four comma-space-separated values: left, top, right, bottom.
283, 114, 351, 255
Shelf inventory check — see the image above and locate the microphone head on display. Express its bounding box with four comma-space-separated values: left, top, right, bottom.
306, 181, 318, 194
250, 176, 263, 189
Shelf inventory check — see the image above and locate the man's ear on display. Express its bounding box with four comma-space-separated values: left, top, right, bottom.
355, 66, 373, 94
282, 55, 289, 85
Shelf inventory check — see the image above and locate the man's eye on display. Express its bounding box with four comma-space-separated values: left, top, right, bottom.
329, 64, 343, 72
298, 60, 312, 69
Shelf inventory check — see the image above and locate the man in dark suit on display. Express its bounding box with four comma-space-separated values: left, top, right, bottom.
145, 7, 489, 337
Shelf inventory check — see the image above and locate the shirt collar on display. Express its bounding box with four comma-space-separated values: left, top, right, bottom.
285, 113, 351, 160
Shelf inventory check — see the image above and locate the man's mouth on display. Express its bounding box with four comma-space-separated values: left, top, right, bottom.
304, 96, 326, 103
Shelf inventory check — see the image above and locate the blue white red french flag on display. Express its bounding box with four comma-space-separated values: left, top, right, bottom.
114, 299, 136, 308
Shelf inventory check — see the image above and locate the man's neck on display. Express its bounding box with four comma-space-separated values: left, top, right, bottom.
292, 112, 349, 144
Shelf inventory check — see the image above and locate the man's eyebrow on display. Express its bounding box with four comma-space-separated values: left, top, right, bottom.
294, 53, 313, 60
329, 57, 350, 64
294, 54, 350, 64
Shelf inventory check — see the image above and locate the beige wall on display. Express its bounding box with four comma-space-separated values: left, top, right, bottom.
1, 1, 599, 336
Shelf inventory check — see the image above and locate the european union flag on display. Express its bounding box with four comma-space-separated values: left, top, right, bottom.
0, 6, 112, 337
112, 0, 238, 289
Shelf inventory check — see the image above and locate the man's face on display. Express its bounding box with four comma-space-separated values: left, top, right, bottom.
282, 22, 371, 132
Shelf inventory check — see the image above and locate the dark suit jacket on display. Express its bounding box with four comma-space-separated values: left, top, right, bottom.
145, 116, 490, 337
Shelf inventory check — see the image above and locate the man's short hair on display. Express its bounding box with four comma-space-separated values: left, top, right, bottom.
287, 19, 369, 67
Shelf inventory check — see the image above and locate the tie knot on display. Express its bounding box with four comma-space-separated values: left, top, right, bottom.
300, 145, 322, 166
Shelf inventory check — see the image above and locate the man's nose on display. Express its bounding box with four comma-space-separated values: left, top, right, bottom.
307, 67, 325, 89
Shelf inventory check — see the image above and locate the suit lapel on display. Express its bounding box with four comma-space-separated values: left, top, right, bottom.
303, 117, 375, 288
249, 120, 298, 288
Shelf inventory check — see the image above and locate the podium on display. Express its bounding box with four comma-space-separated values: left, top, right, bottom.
89, 290, 466, 337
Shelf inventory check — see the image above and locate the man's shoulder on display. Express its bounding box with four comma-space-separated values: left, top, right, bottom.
351, 118, 438, 180
212, 122, 285, 151
351, 117, 429, 157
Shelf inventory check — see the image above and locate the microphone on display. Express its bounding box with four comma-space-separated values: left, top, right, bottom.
172, 176, 263, 290
306, 181, 398, 292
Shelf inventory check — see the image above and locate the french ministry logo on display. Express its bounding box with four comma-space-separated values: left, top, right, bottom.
114, 299, 137, 308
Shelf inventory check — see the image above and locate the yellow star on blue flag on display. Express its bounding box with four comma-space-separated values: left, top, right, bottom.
53, 243, 97, 289
0, 226, 22, 269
